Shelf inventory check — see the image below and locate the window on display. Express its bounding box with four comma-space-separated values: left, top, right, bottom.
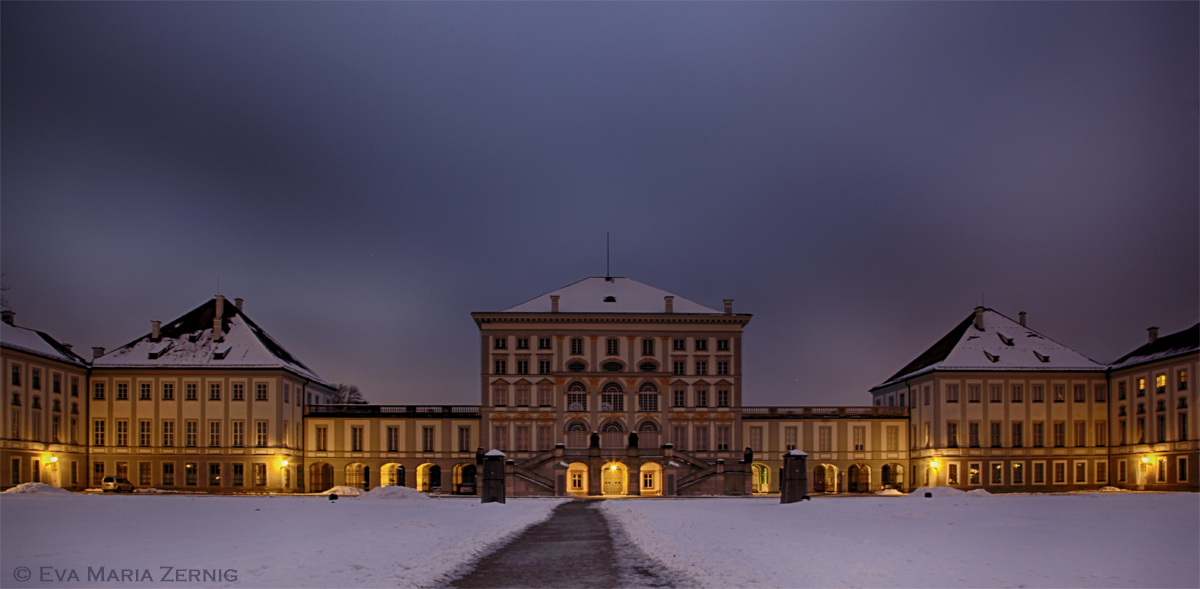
990, 422, 1002, 448
538, 360, 551, 375
601, 385, 624, 411
695, 388, 708, 408
138, 383, 151, 401
673, 389, 686, 408
1052, 422, 1065, 447
1137, 378, 1146, 397
232, 464, 244, 487
1157, 459, 1167, 482
642, 339, 654, 356
900, 392, 906, 407
1119, 420, 1127, 445
886, 426, 899, 452
71, 377, 78, 397
538, 338, 551, 350
695, 339, 708, 351
638, 393, 658, 412
139, 420, 151, 447
967, 422, 980, 447
458, 426, 471, 453
51, 415, 60, 443
749, 427, 764, 452
185, 383, 198, 401
785, 426, 798, 451
968, 385, 980, 403
570, 338, 583, 355
1032, 462, 1045, 484
1179, 457, 1189, 482
93, 382, 105, 400
255, 383, 268, 401
492, 384, 508, 406
1075, 462, 1086, 483
947, 422, 959, 448
92, 419, 107, 446
515, 425, 530, 451
537, 425, 553, 451
1137, 417, 1146, 443
1032, 422, 1044, 448
717, 339, 730, 352
1071, 385, 1084, 403
716, 361, 729, 376
567, 389, 587, 412
672, 361, 685, 375
1053, 385, 1065, 403
114, 383, 128, 400
1095, 385, 1107, 403
1156, 374, 1166, 395
566, 360, 585, 372
717, 389, 730, 408
693, 426, 709, 451
1179, 412, 1188, 442
853, 426, 866, 451
818, 427, 832, 452
601, 361, 623, 372
606, 338, 619, 355
253, 463, 266, 486
1180, 370, 1189, 391
255, 421, 268, 447
1053, 462, 1066, 484
516, 338, 529, 350
232, 421, 244, 447
571, 472, 583, 490
494, 337, 507, 350
716, 425, 730, 451
1095, 422, 1107, 447
204, 383, 218, 401
515, 359, 529, 375
185, 463, 198, 486
31, 368, 41, 390
1074, 421, 1086, 447
537, 383, 553, 407
1032, 385, 1044, 403
946, 385, 959, 403
315, 426, 327, 451
493, 425, 507, 451
162, 421, 175, 447
186, 420, 198, 447
948, 464, 959, 485
494, 360, 507, 375
1097, 461, 1107, 483
968, 463, 981, 485
515, 382, 530, 406
353, 426, 365, 452
1118, 381, 1127, 400
923, 423, 931, 448
10, 365, 19, 386
30, 412, 40, 441
161, 463, 174, 486
1011, 385, 1023, 402
232, 383, 244, 401
672, 339, 685, 351
1012, 463, 1024, 485
695, 361, 707, 376
422, 426, 434, 452
93, 462, 105, 486
209, 463, 221, 487
988, 385, 1002, 403
161, 383, 174, 401
1156, 415, 1166, 443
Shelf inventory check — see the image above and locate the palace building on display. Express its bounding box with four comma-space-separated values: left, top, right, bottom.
1, 280, 1195, 495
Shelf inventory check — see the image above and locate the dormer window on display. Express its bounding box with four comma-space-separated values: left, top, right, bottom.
984, 351, 1000, 363
603, 296, 616, 302
1033, 351, 1050, 363
188, 333, 200, 343
212, 344, 232, 360
997, 333, 1014, 346
148, 341, 173, 359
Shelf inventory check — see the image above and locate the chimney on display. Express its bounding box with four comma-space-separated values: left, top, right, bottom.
213, 318, 223, 342
550, 295, 559, 313
974, 306, 985, 330
92, 347, 105, 360
664, 296, 674, 314
1019, 312, 1026, 327
1148, 326, 1159, 343
724, 299, 733, 315
234, 298, 243, 312
215, 294, 225, 318
151, 320, 161, 342
0, 310, 13, 325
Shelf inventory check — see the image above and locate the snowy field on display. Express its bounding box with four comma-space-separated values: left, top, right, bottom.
1, 487, 564, 588
601, 491, 1200, 588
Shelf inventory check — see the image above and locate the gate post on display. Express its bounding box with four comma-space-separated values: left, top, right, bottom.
780, 449, 809, 504
481, 450, 505, 504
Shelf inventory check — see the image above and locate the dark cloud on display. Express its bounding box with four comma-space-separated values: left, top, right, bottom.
3, 2, 1196, 406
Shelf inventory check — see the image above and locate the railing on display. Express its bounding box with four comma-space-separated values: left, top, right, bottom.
305, 405, 481, 417
741, 406, 909, 418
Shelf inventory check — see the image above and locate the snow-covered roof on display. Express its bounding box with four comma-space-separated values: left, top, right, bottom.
0, 321, 89, 367
1109, 324, 1198, 371
872, 309, 1104, 390
93, 298, 332, 388
503, 277, 721, 314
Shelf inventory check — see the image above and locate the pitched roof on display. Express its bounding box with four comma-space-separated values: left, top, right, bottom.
1109, 323, 1199, 371
502, 277, 722, 314
872, 308, 1104, 390
0, 321, 89, 367
93, 298, 332, 388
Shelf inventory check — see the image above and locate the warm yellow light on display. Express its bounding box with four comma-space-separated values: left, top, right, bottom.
1141, 457, 1150, 463
281, 460, 289, 467
50, 456, 58, 463
929, 460, 939, 468
610, 465, 618, 471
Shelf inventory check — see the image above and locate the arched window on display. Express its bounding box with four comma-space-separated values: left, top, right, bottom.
637, 420, 660, 447
639, 382, 657, 393
567, 382, 587, 392
565, 421, 589, 448
601, 383, 624, 411
638, 421, 659, 433
566, 420, 588, 432
602, 421, 625, 433
600, 421, 625, 449
603, 383, 623, 393
567, 382, 587, 412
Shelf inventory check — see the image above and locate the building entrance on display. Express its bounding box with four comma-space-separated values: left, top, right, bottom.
601, 463, 626, 495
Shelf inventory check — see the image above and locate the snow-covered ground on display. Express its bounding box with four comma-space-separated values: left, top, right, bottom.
1, 491, 564, 588
601, 491, 1200, 588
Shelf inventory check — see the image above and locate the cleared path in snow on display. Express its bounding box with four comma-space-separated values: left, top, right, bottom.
448, 499, 684, 589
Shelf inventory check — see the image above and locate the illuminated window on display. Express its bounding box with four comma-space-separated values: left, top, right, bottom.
1180, 370, 1189, 391
1012, 462, 1024, 485
1156, 374, 1166, 395
1137, 378, 1146, 397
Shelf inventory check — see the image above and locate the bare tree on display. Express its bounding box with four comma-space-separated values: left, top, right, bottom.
330, 383, 368, 404
0, 274, 10, 311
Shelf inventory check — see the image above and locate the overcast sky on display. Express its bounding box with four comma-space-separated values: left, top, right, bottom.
2, 2, 1196, 407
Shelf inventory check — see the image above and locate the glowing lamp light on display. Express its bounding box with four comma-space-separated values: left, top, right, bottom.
610, 465, 618, 471
1141, 457, 1150, 463
50, 456, 58, 463
929, 460, 939, 468
281, 460, 289, 467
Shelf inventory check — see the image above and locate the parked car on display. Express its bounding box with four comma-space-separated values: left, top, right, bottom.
101, 476, 134, 493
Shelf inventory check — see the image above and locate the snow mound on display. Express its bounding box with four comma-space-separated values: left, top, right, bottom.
3, 483, 73, 495
1098, 486, 1124, 493
965, 489, 992, 497
135, 488, 166, 494
910, 486, 967, 498
360, 486, 428, 500
318, 486, 362, 497
875, 489, 905, 496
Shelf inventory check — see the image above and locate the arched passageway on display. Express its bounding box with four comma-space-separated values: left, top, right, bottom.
600, 462, 627, 496
309, 463, 334, 493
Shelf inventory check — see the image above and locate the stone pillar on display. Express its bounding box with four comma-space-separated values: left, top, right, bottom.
553, 461, 568, 497
628, 462, 641, 496
663, 461, 678, 496
781, 449, 809, 504
481, 450, 505, 504
505, 459, 516, 497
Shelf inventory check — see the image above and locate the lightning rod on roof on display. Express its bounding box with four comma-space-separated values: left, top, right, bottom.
606, 232, 611, 281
